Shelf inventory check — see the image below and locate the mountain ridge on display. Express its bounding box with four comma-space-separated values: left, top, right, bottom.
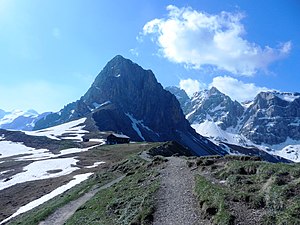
167, 86, 300, 162
33, 55, 226, 156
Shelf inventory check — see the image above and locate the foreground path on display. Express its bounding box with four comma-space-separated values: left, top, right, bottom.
39, 175, 125, 225
153, 157, 208, 225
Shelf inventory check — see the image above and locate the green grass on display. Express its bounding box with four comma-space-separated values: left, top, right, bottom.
197, 157, 300, 224
65, 156, 159, 225
7, 143, 161, 225
195, 175, 234, 225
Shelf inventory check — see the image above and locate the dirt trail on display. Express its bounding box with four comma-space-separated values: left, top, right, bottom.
39, 175, 125, 225
153, 157, 210, 225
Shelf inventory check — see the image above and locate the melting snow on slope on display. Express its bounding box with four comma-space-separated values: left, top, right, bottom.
85, 161, 105, 169
192, 120, 250, 146
267, 138, 300, 162
192, 120, 300, 162
25, 118, 88, 141
0, 141, 48, 159
0, 141, 102, 161
0, 158, 79, 191
125, 113, 145, 140
0, 173, 93, 225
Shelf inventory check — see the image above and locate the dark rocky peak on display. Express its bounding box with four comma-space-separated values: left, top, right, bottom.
208, 86, 222, 95
34, 55, 225, 156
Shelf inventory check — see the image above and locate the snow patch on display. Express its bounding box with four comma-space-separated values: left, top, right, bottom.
0, 141, 48, 159
0, 173, 93, 225
0, 158, 79, 191
85, 161, 105, 169
25, 118, 88, 141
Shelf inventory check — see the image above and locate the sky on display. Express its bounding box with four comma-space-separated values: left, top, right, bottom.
0, 0, 299, 113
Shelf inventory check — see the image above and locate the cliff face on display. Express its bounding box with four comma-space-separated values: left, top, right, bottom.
240, 92, 300, 145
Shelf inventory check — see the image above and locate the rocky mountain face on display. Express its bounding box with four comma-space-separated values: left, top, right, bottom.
168, 87, 300, 146
187, 87, 244, 130
167, 86, 300, 162
0, 109, 49, 131
34, 55, 226, 156
240, 92, 300, 145
165, 86, 191, 114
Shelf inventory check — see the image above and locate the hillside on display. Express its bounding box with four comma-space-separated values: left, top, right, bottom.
2, 144, 300, 225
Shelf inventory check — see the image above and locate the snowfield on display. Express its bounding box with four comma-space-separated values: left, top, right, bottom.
192, 120, 300, 162
0, 141, 48, 159
25, 118, 88, 141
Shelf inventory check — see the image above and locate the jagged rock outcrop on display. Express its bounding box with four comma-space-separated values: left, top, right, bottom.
187, 87, 244, 130
34, 55, 226, 156
240, 91, 300, 145
170, 87, 300, 152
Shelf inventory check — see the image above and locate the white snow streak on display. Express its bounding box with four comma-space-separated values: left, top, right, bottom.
0, 173, 93, 225
125, 113, 145, 141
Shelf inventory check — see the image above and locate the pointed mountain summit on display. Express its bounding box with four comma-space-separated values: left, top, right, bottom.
34, 55, 226, 156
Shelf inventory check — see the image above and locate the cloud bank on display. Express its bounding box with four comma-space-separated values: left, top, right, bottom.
210, 76, 272, 102
143, 5, 291, 76
179, 78, 206, 97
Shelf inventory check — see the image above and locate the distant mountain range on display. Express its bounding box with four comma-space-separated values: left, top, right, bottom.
0, 109, 50, 131
1, 55, 296, 162
167, 86, 300, 162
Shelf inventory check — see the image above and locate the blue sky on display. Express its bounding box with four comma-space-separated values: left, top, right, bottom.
0, 0, 299, 112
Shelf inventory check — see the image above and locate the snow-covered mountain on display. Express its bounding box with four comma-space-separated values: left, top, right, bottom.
167, 86, 300, 162
0, 109, 50, 131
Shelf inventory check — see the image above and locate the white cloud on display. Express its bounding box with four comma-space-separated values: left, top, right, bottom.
210, 76, 273, 102
143, 5, 291, 76
179, 78, 206, 97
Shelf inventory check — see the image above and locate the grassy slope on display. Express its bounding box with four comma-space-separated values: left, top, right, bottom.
192, 155, 300, 225
7, 143, 161, 225
65, 156, 160, 225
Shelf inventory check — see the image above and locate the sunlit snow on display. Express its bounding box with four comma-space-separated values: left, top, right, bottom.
0, 158, 79, 191
25, 118, 88, 141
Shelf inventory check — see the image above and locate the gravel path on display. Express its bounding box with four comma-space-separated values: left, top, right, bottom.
39, 175, 125, 225
153, 157, 209, 225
